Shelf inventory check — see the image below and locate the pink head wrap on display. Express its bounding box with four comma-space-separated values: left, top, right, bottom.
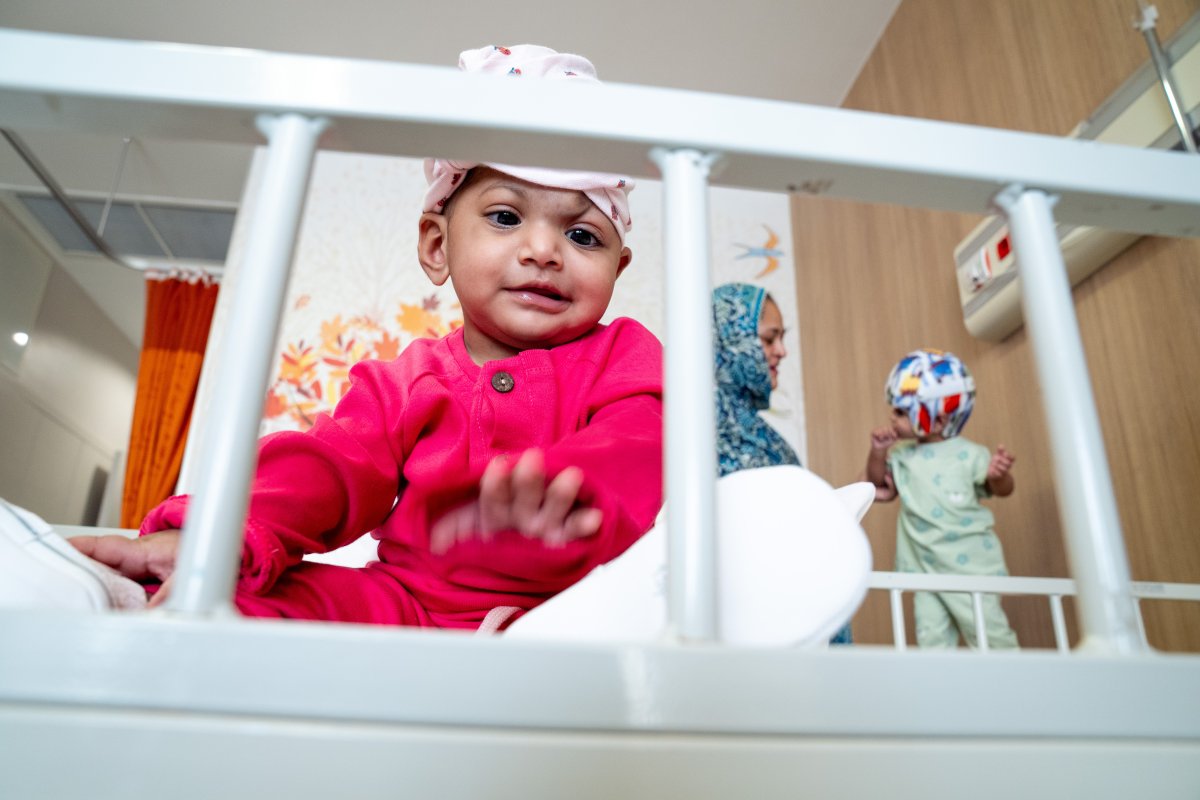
423, 44, 634, 244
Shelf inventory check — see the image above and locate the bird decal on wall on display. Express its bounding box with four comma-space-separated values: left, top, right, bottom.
734, 224, 784, 277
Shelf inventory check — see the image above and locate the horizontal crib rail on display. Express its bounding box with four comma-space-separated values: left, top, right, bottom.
867, 571, 1200, 653
868, 571, 1200, 600
1, 28, 1199, 237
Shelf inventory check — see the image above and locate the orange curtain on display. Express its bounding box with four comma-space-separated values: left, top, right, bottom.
120, 275, 220, 528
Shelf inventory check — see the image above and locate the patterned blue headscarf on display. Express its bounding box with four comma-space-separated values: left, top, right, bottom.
713, 282, 800, 477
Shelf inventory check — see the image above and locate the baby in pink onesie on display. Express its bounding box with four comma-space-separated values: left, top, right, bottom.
67, 45, 664, 631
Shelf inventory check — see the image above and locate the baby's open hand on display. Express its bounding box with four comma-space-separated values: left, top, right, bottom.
871, 426, 897, 452
69, 529, 180, 608
987, 445, 1016, 480
429, 449, 603, 555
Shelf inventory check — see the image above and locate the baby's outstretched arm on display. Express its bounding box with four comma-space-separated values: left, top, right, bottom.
429, 449, 602, 554
70, 530, 180, 607
986, 444, 1016, 497
863, 426, 898, 502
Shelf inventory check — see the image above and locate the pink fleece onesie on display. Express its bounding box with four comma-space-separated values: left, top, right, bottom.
142, 317, 663, 629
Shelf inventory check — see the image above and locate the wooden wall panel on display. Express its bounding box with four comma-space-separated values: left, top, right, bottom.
792, 0, 1200, 651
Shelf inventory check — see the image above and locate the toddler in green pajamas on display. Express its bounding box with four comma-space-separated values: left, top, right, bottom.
864, 349, 1018, 649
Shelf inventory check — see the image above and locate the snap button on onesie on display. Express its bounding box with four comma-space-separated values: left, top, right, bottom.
491, 371, 515, 393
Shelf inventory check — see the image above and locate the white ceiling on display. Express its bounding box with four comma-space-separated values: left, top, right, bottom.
0, 0, 901, 347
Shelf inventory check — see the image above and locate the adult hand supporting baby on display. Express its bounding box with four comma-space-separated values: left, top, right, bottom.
70, 530, 180, 607
429, 449, 603, 554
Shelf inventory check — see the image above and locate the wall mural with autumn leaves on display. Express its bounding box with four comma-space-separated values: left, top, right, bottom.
265, 293, 460, 433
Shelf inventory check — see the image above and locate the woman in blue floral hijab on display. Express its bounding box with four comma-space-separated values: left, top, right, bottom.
712, 282, 853, 645
713, 282, 799, 477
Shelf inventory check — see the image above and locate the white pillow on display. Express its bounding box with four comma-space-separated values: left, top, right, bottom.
506, 466, 873, 647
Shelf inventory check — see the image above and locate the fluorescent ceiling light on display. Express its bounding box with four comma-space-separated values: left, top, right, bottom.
17, 194, 235, 263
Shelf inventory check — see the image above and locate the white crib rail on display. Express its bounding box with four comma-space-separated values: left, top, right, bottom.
3, 26, 1197, 650
867, 571, 1200, 653
996, 187, 1144, 653
652, 147, 721, 640
1, 29, 1197, 236
166, 113, 327, 616
2, 28, 1200, 797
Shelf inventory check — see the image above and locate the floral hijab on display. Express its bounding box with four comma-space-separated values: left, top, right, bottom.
713, 282, 800, 477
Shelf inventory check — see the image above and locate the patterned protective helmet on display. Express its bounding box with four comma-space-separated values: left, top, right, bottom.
884, 349, 976, 437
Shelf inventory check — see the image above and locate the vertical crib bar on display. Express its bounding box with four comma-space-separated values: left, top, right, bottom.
1135, 3, 1199, 154
994, 186, 1145, 654
651, 147, 719, 642
889, 589, 907, 651
1049, 594, 1070, 653
165, 113, 327, 616
972, 592, 989, 653
1134, 598, 1148, 646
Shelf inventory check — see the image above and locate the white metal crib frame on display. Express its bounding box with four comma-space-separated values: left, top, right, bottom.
866, 571, 1200, 653
0, 29, 1198, 798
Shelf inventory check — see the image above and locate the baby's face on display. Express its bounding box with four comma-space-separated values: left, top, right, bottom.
891, 407, 917, 438
891, 406, 946, 442
432, 169, 631, 363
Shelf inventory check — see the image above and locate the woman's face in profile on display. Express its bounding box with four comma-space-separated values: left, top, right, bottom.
757, 297, 787, 390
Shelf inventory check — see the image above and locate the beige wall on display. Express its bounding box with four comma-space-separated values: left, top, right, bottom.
0, 208, 138, 525
793, 0, 1200, 651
